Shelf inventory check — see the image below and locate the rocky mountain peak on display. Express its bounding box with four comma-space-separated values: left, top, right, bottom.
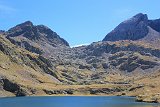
121, 13, 148, 24
103, 13, 149, 41
20, 21, 33, 26
5, 21, 69, 54
8, 21, 33, 31
133, 13, 148, 20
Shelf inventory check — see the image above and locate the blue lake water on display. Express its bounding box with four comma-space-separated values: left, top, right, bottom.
0, 96, 159, 107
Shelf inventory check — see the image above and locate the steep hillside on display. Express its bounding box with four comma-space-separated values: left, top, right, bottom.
0, 34, 63, 96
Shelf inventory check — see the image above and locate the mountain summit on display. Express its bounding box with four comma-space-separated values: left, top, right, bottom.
103, 13, 160, 42
6, 21, 69, 54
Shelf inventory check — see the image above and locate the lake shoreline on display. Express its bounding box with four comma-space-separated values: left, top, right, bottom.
0, 83, 159, 103
0, 96, 159, 107
0, 94, 159, 104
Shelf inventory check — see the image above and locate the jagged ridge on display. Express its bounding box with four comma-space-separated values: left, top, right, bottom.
6, 21, 69, 54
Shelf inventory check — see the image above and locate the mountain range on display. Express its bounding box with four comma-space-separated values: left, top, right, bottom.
0, 13, 160, 103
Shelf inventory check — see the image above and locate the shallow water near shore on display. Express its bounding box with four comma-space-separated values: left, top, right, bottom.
0, 96, 159, 107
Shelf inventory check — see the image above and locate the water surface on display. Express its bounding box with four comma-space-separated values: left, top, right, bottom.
0, 96, 159, 107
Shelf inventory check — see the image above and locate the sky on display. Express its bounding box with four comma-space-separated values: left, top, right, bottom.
0, 0, 160, 47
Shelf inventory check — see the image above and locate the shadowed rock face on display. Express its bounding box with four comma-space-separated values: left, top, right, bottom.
0, 78, 27, 96
103, 13, 149, 41
6, 21, 69, 54
103, 13, 160, 42
0, 30, 5, 35
148, 19, 160, 32
7, 21, 35, 39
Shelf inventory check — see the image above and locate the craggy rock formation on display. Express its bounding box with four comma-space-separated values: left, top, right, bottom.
6, 21, 69, 54
103, 13, 149, 41
0, 78, 27, 96
103, 13, 160, 45
0, 13, 160, 103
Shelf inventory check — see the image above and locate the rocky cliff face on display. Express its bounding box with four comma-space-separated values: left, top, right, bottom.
103, 13, 160, 44
148, 19, 160, 32
6, 21, 69, 54
103, 13, 149, 41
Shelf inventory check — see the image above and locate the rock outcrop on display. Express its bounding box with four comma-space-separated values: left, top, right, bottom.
136, 94, 160, 103
103, 13, 149, 41
6, 21, 69, 54
103, 13, 160, 46
148, 19, 160, 32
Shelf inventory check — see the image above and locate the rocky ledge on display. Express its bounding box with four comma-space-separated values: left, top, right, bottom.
136, 94, 160, 103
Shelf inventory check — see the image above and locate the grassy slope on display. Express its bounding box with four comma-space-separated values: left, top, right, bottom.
0, 34, 160, 103
0, 35, 59, 96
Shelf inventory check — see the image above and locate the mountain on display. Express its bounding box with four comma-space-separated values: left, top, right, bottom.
103, 13, 160, 47
6, 21, 69, 54
148, 18, 160, 32
0, 34, 62, 96
0, 14, 160, 102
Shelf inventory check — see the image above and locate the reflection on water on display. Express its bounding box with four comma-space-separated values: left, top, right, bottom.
0, 96, 159, 107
